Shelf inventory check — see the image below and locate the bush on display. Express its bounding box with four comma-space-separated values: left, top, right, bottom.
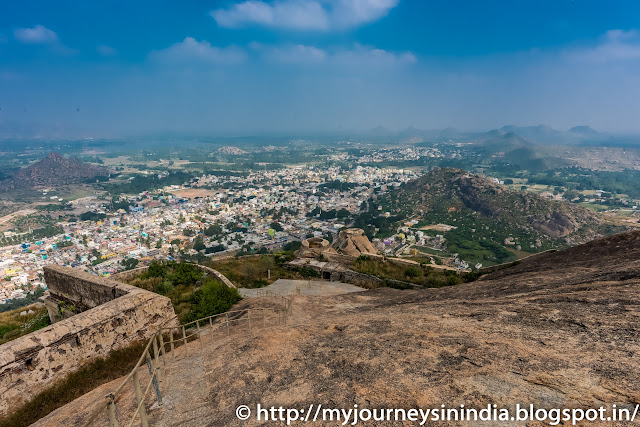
296, 267, 320, 278
404, 266, 422, 278
283, 240, 302, 252
154, 280, 175, 295
182, 279, 242, 323
146, 261, 168, 278
251, 279, 269, 288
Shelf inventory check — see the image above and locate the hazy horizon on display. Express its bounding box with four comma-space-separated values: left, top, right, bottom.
2, 1, 640, 138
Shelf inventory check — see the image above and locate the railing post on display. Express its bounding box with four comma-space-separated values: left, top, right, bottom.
146, 350, 163, 406
226, 313, 230, 336
263, 308, 266, 329
159, 333, 166, 366
152, 336, 162, 383
133, 371, 149, 427
196, 320, 203, 350
209, 316, 214, 343
248, 310, 252, 332
169, 328, 175, 360
107, 394, 119, 427
182, 325, 188, 356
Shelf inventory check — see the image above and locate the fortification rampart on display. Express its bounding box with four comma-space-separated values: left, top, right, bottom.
0, 265, 178, 416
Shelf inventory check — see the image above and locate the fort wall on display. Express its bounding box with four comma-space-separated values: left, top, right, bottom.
0, 266, 178, 416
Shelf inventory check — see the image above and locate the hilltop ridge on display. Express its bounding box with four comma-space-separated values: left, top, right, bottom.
379, 168, 612, 249
0, 152, 109, 190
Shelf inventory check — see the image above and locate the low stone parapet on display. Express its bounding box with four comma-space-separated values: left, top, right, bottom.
0, 266, 178, 417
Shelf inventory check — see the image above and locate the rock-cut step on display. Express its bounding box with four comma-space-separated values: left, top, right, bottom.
153, 344, 215, 427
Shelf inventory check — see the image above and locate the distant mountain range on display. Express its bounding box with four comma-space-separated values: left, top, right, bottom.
363, 124, 620, 146
490, 124, 604, 145
0, 152, 110, 191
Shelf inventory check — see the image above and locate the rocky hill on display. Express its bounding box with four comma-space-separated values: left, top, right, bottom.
0, 152, 109, 190
379, 168, 615, 251
36, 230, 640, 426
333, 228, 379, 257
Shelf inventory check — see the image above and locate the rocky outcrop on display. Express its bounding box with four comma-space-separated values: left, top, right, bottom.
333, 228, 379, 257
295, 237, 337, 259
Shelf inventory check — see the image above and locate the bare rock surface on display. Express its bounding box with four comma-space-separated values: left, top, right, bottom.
34, 231, 640, 426
334, 228, 379, 257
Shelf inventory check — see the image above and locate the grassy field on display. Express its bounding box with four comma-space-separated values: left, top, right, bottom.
505, 247, 535, 260
0, 303, 50, 345
57, 186, 98, 202
208, 255, 304, 288
578, 202, 610, 213
413, 245, 448, 256
351, 256, 464, 288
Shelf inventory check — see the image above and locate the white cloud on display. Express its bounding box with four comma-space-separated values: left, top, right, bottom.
569, 29, 640, 62
251, 42, 416, 67
97, 45, 118, 56
149, 37, 247, 65
14, 25, 58, 44
251, 42, 328, 63
330, 0, 399, 29
211, 0, 397, 31
334, 44, 417, 67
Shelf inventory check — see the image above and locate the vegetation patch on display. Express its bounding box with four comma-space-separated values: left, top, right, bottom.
124, 261, 240, 322
0, 303, 50, 345
0, 287, 45, 313
208, 254, 304, 288
351, 256, 464, 288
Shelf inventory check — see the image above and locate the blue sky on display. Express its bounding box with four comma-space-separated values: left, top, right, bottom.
1, 0, 640, 137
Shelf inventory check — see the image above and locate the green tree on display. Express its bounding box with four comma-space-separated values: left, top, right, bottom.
336, 208, 351, 218
193, 237, 206, 252
204, 224, 223, 237
183, 279, 241, 323
270, 222, 283, 232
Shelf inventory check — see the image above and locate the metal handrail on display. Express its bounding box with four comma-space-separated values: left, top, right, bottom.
81, 295, 292, 427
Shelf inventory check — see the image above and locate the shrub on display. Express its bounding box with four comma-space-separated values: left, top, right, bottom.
404, 266, 422, 278
154, 280, 175, 295
146, 261, 168, 278
296, 267, 320, 278
251, 279, 269, 288
282, 240, 302, 252
182, 279, 242, 323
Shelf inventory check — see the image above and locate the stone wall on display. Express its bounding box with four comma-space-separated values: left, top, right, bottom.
0, 266, 178, 416
44, 265, 141, 322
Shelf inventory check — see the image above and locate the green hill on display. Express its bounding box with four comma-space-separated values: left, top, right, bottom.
375, 168, 621, 264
